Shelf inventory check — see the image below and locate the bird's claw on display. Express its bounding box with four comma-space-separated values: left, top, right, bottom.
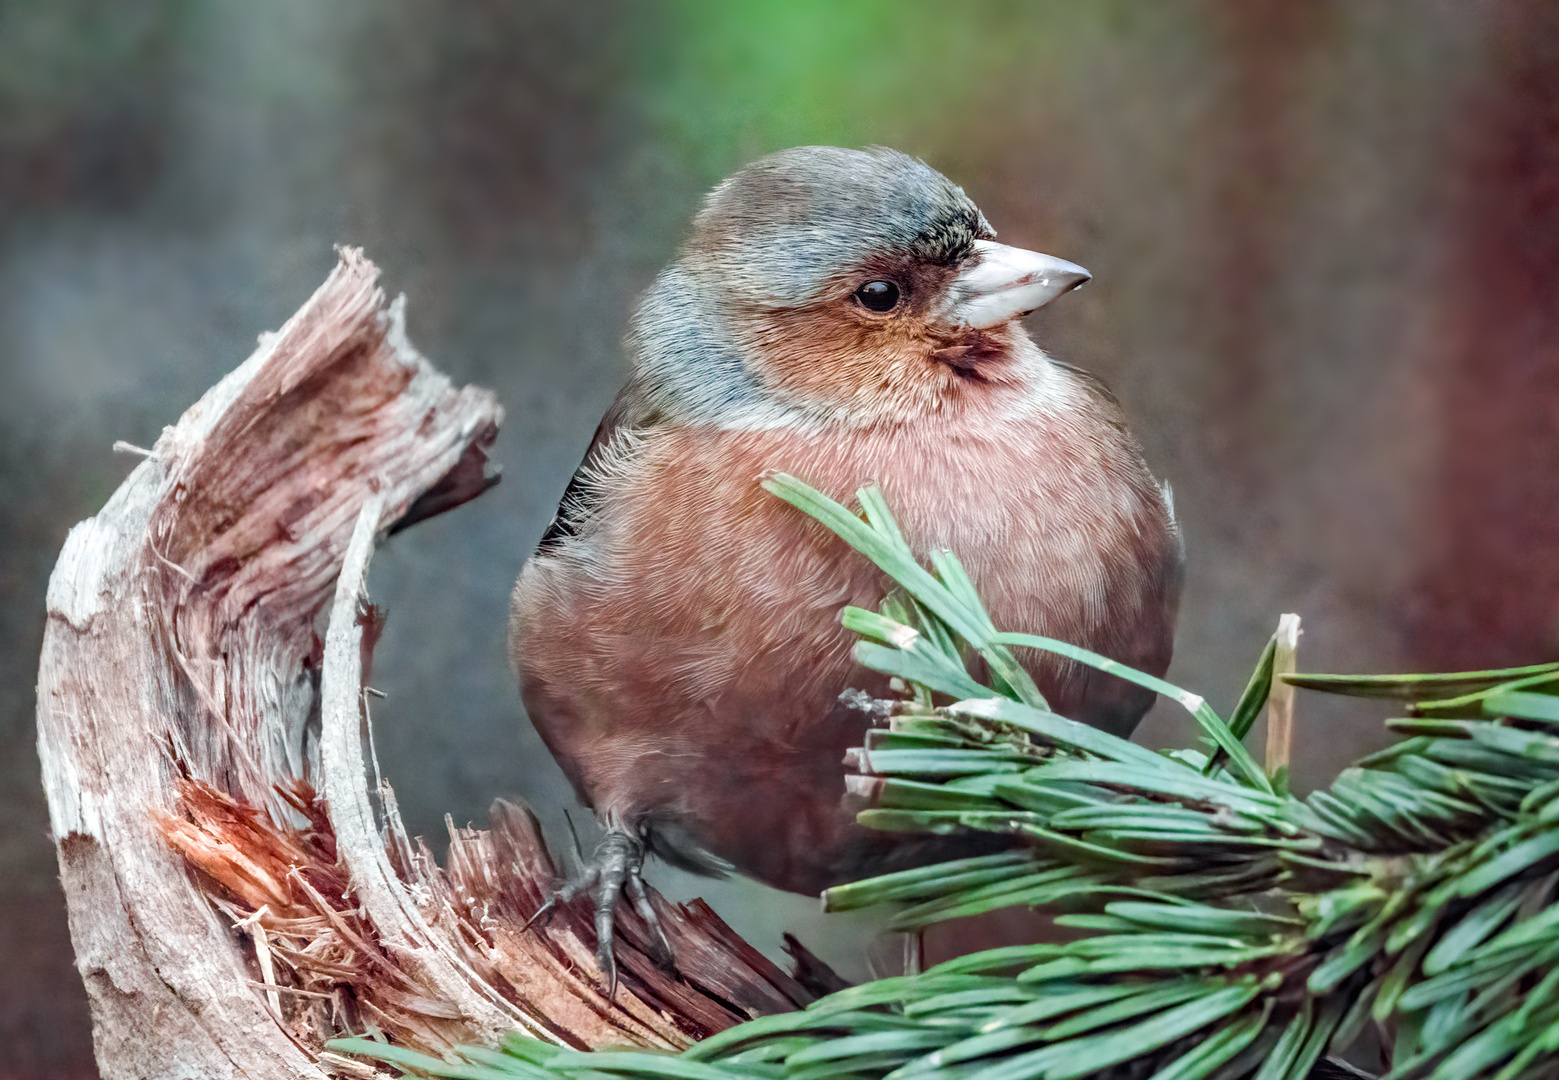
526, 827, 674, 997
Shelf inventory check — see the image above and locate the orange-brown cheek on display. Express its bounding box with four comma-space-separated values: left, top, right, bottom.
743, 311, 1030, 421
740, 310, 953, 415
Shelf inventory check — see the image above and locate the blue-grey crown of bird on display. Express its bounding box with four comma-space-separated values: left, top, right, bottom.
511, 146, 1182, 971
689, 145, 993, 304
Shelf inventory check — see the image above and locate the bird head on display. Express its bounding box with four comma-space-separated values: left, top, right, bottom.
628, 146, 1090, 426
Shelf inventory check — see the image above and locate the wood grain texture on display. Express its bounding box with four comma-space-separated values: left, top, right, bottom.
36, 250, 813, 1079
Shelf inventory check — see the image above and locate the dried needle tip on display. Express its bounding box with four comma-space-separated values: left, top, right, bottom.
1265, 613, 1302, 779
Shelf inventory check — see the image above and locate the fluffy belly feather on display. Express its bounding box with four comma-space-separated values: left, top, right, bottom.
511, 409, 1179, 893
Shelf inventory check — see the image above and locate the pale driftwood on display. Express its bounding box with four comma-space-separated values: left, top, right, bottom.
37, 251, 817, 1080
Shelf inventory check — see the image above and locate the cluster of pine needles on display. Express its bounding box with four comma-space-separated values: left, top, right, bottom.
333, 475, 1559, 1080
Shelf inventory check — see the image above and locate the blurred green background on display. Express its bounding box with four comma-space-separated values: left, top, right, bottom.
6, 2, 1558, 1074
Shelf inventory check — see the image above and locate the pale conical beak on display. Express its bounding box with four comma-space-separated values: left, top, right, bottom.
946, 239, 1091, 329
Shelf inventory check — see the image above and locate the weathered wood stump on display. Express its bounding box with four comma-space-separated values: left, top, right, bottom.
35, 250, 816, 1080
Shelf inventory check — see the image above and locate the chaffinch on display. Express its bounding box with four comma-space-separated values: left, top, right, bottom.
511, 146, 1182, 980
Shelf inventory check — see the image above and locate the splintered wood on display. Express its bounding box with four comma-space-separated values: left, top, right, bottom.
36, 250, 816, 1080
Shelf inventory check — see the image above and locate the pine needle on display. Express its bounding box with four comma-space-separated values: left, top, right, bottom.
333, 478, 1559, 1080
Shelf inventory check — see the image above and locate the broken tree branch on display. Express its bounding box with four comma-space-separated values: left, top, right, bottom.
36, 250, 814, 1080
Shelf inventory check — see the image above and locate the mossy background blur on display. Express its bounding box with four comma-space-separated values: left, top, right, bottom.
5, 3, 1558, 1076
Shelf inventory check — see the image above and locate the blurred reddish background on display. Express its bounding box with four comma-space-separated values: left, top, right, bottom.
5, 2, 1557, 1075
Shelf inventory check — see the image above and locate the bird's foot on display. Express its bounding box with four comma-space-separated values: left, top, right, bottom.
526, 827, 673, 996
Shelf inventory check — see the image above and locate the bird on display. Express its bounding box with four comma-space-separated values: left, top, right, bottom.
511, 146, 1183, 981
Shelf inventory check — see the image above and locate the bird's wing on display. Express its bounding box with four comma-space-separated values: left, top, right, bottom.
535, 381, 659, 554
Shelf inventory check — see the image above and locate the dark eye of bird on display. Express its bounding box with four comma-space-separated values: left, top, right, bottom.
854, 280, 900, 312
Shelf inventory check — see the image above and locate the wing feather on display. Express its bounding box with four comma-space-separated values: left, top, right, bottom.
535, 383, 658, 554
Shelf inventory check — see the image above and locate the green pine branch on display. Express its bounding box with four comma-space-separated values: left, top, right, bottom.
332, 476, 1559, 1080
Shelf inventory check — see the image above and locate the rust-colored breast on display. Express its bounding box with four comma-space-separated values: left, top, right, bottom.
511, 387, 1180, 893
